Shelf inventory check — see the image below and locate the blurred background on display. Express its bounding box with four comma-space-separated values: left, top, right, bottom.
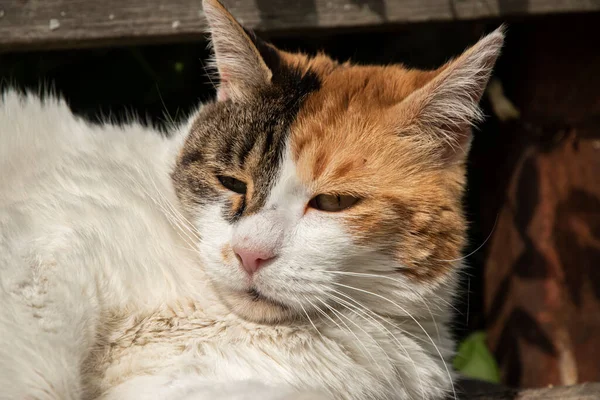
1, 0, 599, 392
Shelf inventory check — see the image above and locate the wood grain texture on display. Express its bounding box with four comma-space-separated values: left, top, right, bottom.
514, 383, 600, 399
481, 17, 600, 389
1, 0, 600, 51
458, 381, 600, 399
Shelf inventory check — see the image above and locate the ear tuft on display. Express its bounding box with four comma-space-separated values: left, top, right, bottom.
398, 26, 505, 164
202, 0, 272, 102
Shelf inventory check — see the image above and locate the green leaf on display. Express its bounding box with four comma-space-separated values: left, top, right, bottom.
453, 331, 500, 383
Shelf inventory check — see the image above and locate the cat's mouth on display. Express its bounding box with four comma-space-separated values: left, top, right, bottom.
212, 282, 297, 324
246, 288, 289, 309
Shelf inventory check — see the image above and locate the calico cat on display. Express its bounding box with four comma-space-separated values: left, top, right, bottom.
0, 0, 504, 399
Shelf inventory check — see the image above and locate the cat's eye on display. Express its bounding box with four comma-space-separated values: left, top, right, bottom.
309, 194, 360, 212
217, 175, 247, 195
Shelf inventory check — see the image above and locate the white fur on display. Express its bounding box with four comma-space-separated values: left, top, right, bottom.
0, 91, 456, 400
190, 146, 458, 399
0, 91, 206, 399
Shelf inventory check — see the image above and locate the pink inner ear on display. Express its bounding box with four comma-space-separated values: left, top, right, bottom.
217, 90, 229, 101
220, 70, 230, 82
217, 70, 230, 101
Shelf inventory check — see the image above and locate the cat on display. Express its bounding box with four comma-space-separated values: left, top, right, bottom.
0, 0, 504, 399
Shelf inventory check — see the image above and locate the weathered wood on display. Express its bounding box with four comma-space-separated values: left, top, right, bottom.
480, 16, 600, 389
514, 383, 600, 399
1, 0, 600, 51
457, 379, 600, 399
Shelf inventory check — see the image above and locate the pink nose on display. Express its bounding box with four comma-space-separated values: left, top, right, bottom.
233, 246, 275, 275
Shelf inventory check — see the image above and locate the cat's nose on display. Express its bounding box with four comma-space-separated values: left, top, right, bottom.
233, 246, 275, 276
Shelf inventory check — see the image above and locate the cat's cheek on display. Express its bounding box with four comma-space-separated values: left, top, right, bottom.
192, 203, 246, 289
281, 213, 356, 276
296, 211, 356, 257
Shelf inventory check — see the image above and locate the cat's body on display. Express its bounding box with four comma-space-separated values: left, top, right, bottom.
0, 91, 451, 400
0, 1, 504, 399
0, 92, 201, 398
0, 89, 455, 400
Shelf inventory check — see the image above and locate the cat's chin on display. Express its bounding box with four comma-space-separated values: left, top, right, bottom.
214, 284, 298, 324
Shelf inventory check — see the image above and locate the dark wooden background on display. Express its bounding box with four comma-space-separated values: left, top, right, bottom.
2, 0, 600, 51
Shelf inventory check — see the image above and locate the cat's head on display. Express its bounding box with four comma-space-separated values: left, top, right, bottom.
172, 0, 503, 323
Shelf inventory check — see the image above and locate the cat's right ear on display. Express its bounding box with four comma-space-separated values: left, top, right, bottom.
392, 27, 504, 165
202, 0, 273, 102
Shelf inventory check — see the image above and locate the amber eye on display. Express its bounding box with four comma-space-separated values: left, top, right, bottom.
309, 194, 360, 212
217, 175, 247, 195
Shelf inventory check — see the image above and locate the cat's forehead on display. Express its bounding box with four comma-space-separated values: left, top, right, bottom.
278, 50, 440, 104
182, 58, 444, 205
285, 62, 442, 195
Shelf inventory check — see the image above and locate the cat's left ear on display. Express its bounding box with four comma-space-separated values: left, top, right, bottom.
395, 26, 505, 164
202, 0, 273, 102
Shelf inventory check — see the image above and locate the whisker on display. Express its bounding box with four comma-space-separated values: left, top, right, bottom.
173, 244, 202, 255
297, 300, 326, 344
315, 270, 461, 315
315, 297, 399, 393
434, 212, 499, 263
325, 289, 424, 399
332, 282, 457, 400
120, 169, 203, 254
139, 174, 204, 252
155, 83, 176, 130
305, 296, 377, 366
147, 194, 200, 250
420, 297, 442, 344
146, 174, 202, 242
325, 289, 450, 394
138, 169, 197, 231
330, 287, 453, 353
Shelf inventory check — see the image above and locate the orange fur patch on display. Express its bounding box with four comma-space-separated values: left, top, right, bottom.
286, 56, 468, 282
221, 243, 234, 264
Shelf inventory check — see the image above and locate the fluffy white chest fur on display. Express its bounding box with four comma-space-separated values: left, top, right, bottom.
0, 93, 454, 400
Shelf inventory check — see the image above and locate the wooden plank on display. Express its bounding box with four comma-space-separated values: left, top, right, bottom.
1, 0, 600, 51
480, 17, 600, 390
515, 383, 600, 399
458, 381, 600, 399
